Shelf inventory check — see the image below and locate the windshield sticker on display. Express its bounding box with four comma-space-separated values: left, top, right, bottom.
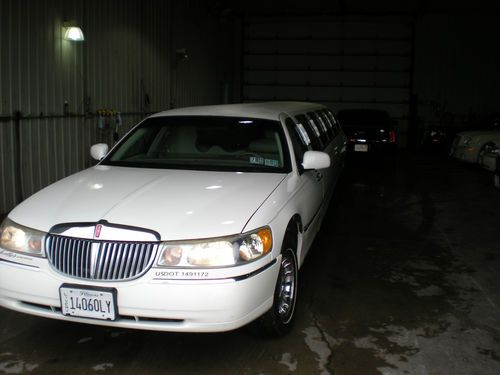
264, 159, 279, 167
250, 156, 265, 165
249, 157, 279, 167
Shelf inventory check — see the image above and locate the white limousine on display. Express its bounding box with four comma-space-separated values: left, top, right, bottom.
0, 102, 346, 336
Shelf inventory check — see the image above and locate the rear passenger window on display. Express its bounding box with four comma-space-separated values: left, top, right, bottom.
316, 111, 335, 140
295, 114, 324, 151
327, 110, 341, 133
285, 118, 310, 167
307, 112, 330, 146
314, 111, 329, 134
320, 110, 337, 138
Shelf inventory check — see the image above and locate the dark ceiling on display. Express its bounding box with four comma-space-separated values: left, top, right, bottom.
226, 0, 499, 15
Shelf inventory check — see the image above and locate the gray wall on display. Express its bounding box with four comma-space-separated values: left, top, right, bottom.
0, 0, 225, 214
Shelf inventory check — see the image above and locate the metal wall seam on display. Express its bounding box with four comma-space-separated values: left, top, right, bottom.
172, 0, 220, 108
0, 122, 16, 212
0, 0, 4, 115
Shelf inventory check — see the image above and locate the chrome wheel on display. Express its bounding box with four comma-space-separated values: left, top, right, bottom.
251, 232, 298, 337
277, 249, 297, 324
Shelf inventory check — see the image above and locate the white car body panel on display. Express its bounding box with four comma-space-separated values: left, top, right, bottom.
0, 102, 345, 333
451, 129, 500, 163
9, 166, 286, 240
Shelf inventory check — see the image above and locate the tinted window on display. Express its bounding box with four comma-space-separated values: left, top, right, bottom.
295, 114, 324, 151
308, 112, 330, 145
326, 110, 341, 133
103, 116, 291, 173
320, 109, 337, 138
318, 110, 336, 139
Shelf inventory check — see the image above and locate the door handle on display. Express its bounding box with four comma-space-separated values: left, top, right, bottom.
315, 171, 323, 181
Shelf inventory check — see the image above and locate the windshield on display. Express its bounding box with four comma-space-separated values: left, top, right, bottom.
102, 116, 291, 173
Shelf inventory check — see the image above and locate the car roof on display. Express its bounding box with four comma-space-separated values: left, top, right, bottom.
337, 109, 389, 115
150, 102, 328, 121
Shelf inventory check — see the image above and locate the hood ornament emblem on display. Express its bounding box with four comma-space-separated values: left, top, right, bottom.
94, 224, 102, 239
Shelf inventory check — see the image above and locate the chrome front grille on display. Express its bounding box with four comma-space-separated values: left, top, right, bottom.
45, 235, 158, 281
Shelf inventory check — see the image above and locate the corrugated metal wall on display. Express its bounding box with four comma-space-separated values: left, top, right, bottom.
0, 0, 223, 214
172, 1, 221, 108
242, 16, 413, 145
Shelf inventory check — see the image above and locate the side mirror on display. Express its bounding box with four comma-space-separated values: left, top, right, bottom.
90, 143, 109, 161
302, 151, 330, 170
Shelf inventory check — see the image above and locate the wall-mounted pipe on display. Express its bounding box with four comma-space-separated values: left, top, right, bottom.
13, 111, 23, 204
0, 111, 154, 123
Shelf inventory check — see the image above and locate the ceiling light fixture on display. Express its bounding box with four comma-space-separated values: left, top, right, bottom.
63, 24, 85, 42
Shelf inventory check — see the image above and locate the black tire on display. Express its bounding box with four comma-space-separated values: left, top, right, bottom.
253, 236, 298, 337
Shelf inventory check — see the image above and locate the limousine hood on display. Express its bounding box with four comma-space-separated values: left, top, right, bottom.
8, 166, 286, 240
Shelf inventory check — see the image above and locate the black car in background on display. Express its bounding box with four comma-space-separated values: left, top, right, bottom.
337, 109, 397, 154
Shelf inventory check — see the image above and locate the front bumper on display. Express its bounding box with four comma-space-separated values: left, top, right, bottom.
0, 256, 279, 332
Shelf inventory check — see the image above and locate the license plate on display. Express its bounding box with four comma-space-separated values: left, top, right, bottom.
354, 144, 368, 152
60, 284, 118, 321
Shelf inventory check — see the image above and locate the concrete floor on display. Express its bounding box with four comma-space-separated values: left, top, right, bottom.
1, 153, 500, 374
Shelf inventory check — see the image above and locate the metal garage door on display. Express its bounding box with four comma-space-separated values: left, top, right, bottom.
242, 16, 413, 145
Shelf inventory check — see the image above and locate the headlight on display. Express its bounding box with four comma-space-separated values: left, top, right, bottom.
157, 227, 272, 267
0, 218, 46, 257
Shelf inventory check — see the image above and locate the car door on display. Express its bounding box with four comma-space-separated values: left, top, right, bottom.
325, 109, 346, 184
306, 111, 336, 195
283, 115, 325, 234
